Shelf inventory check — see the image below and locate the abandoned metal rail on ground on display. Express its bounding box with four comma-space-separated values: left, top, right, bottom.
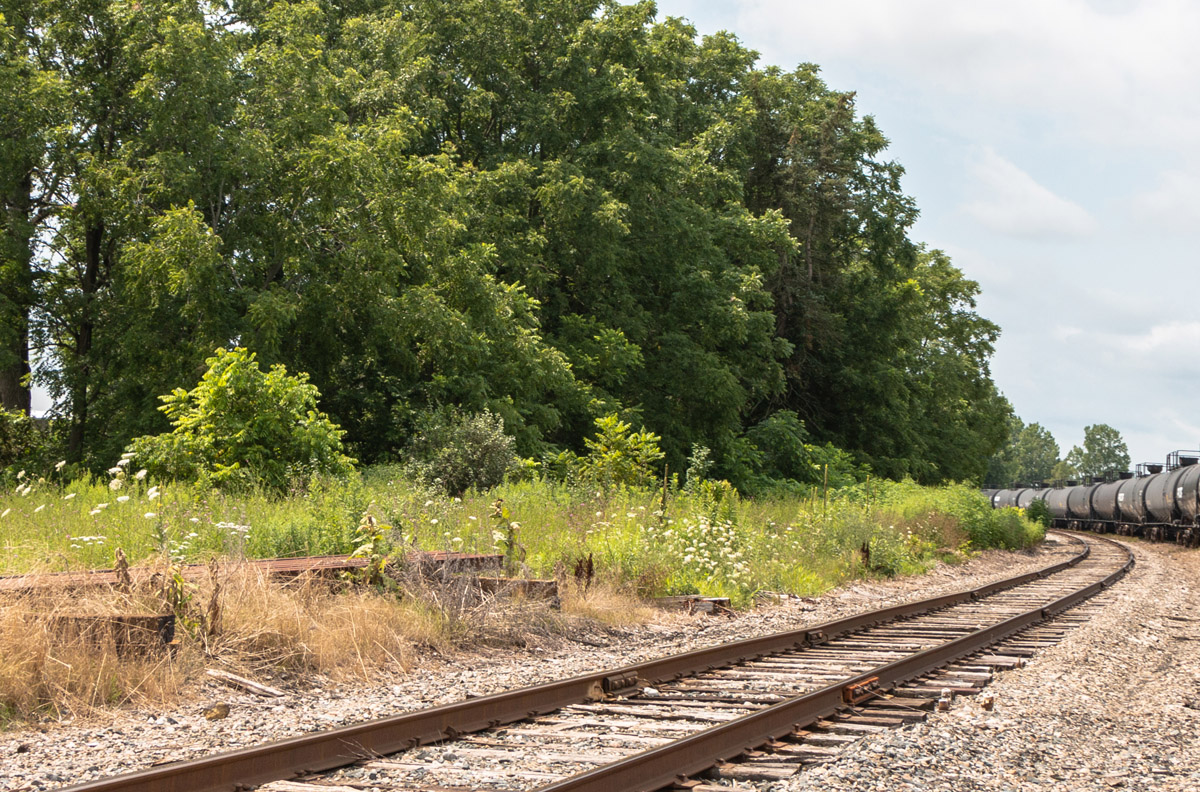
59, 531, 1132, 792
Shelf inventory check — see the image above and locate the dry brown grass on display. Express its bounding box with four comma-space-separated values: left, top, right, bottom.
0, 556, 657, 725
558, 580, 657, 626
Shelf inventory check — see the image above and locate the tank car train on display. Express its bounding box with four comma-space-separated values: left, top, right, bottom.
986, 450, 1200, 547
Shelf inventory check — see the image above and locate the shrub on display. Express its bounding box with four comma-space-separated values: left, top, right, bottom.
129, 348, 355, 491
405, 409, 519, 496
573, 414, 664, 489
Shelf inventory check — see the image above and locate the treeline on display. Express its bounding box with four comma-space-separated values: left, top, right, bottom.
984, 421, 1132, 487
0, 0, 1008, 489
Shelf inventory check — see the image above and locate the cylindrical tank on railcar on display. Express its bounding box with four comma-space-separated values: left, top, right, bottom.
1177, 465, 1200, 524
1116, 476, 1143, 523
1066, 484, 1099, 521
1044, 487, 1071, 520
981, 489, 999, 507
1130, 473, 1160, 523
1091, 480, 1123, 521
993, 489, 1026, 509
1146, 467, 1188, 523
1015, 489, 1043, 509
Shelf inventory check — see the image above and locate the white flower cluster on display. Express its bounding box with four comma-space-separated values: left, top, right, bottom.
217, 521, 251, 537
659, 516, 753, 587
69, 534, 107, 549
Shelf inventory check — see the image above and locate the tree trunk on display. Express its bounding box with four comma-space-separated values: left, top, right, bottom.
0, 171, 34, 414
67, 222, 104, 460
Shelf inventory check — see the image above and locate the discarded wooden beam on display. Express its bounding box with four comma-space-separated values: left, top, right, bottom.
475, 576, 558, 599
654, 595, 733, 615
205, 668, 286, 698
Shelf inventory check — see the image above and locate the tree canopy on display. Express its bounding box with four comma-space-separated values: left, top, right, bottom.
0, 0, 1011, 489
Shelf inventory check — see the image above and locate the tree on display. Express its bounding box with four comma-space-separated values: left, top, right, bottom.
130, 347, 355, 490
1012, 423, 1060, 483
1064, 424, 1130, 479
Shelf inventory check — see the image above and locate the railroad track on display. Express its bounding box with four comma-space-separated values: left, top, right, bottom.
62, 530, 1132, 792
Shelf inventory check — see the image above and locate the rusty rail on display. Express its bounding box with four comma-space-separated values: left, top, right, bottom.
56, 531, 1132, 792
0, 551, 502, 594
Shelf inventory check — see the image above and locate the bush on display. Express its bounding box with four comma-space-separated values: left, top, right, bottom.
574, 414, 664, 489
129, 348, 355, 491
405, 409, 519, 496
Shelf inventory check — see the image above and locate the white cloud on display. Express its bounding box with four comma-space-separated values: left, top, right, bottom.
723, 0, 1200, 147
1131, 168, 1200, 230
963, 148, 1097, 239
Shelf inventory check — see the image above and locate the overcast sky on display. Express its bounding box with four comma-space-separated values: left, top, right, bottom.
657, 0, 1200, 467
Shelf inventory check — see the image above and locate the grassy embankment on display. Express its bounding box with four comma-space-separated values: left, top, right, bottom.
0, 471, 1041, 723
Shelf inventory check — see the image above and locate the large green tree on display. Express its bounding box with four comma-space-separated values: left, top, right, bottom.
1065, 423, 1131, 479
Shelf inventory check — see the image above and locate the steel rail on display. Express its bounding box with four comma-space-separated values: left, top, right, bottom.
59, 532, 1111, 792
536, 531, 1133, 792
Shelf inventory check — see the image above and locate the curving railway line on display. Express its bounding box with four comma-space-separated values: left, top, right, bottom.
61, 531, 1132, 792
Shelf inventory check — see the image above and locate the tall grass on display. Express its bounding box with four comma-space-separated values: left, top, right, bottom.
0, 471, 1042, 607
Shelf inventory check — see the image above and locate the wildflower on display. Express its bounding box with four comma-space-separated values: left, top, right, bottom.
144, 512, 157, 519
468, 515, 477, 521
63, 493, 76, 500
109, 478, 123, 491
116, 458, 131, 468
188, 532, 198, 538
96, 502, 108, 509
424, 500, 434, 507
134, 469, 148, 480
453, 497, 461, 503
430, 518, 439, 525
492, 530, 505, 543
16, 470, 24, 480
34, 504, 45, 513
89, 509, 101, 516
452, 536, 463, 544
116, 495, 130, 503
70, 544, 80, 549
121, 451, 135, 460
55, 460, 66, 471
148, 490, 160, 501
189, 517, 199, 523
107, 466, 122, 476
0, 508, 8, 518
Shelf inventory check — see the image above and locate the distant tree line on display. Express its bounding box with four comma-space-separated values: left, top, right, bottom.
0, 0, 1009, 489
985, 420, 1132, 487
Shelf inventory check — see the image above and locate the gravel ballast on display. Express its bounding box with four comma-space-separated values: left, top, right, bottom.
1, 535, 1196, 791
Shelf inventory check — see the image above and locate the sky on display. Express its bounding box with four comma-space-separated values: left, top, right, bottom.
655, 0, 1200, 468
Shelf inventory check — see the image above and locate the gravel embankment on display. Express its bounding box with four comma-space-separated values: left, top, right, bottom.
782, 539, 1200, 792
3, 535, 1196, 791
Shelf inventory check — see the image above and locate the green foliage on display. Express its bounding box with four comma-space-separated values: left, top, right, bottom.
2, 0, 1010, 489
130, 348, 355, 491
1065, 424, 1131, 479
575, 414, 665, 489
1025, 498, 1052, 528
405, 409, 520, 496
986, 415, 1061, 487
0, 409, 56, 476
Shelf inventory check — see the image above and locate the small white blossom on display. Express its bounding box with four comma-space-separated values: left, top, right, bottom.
109, 478, 123, 491
116, 458, 131, 468
63, 493, 76, 500
120, 451, 135, 460
16, 470, 25, 480
424, 500, 434, 507
148, 490, 160, 501
144, 512, 157, 519
55, 460, 66, 471
0, 508, 9, 518
116, 495, 130, 503
34, 504, 45, 513
468, 515, 477, 521
89, 509, 101, 516
430, 518, 438, 525
134, 469, 148, 480
190, 517, 200, 523
96, 502, 108, 509
107, 466, 122, 476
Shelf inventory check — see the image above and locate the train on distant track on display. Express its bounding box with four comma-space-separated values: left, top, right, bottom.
986, 450, 1200, 547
